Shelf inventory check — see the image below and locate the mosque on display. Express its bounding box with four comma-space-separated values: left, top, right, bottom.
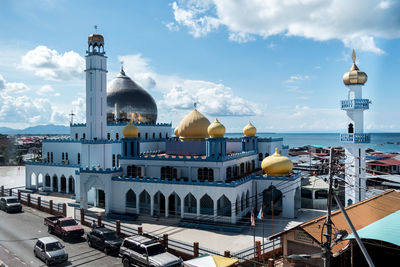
25, 33, 302, 224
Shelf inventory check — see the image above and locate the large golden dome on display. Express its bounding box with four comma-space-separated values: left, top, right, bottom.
122, 121, 139, 138
343, 49, 367, 85
208, 118, 226, 138
174, 127, 180, 137
261, 148, 293, 176
243, 122, 256, 137
177, 109, 210, 141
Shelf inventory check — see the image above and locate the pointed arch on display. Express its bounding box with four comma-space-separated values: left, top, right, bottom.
217, 195, 231, 217
126, 189, 136, 208
184, 193, 197, 214
200, 194, 213, 215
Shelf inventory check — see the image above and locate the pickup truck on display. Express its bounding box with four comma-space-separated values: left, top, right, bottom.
44, 216, 84, 240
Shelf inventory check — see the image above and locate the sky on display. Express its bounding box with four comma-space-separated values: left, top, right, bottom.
0, 0, 399, 133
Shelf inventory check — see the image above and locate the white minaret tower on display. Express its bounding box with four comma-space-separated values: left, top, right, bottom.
85, 30, 107, 140
341, 50, 369, 206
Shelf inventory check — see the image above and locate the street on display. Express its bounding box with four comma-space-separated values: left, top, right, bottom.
0, 206, 121, 267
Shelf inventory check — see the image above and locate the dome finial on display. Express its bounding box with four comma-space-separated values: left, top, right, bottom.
120, 61, 126, 76
94, 25, 98, 33
194, 102, 198, 109
352, 49, 356, 64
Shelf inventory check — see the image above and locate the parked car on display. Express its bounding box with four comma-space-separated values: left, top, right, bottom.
44, 216, 84, 240
33, 236, 68, 266
0, 196, 22, 213
87, 227, 123, 254
120, 235, 182, 267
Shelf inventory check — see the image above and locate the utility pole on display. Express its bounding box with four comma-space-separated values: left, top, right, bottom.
323, 147, 335, 267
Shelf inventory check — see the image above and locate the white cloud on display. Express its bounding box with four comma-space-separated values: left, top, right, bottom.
285, 75, 310, 83
165, 22, 180, 32
119, 53, 261, 117
37, 84, 54, 96
0, 74, 30, 93
170, 0, 400, 53
20, 45, 85, 81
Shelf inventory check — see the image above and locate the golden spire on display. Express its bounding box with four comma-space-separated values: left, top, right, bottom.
352, 49, 356, 64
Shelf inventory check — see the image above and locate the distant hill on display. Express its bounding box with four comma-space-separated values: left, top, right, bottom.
0, 124, 69, 135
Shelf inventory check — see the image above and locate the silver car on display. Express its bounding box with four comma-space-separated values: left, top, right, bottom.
34, 237, 68, 266
120, 235, 182, 267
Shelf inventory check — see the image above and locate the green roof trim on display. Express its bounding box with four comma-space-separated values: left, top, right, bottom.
346, 210, 400, 246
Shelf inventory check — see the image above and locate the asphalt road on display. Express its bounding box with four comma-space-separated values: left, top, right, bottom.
0, 206, 122, 267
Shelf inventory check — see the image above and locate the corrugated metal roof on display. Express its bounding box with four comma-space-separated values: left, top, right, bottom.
269, 190, 400, 255
346, 210, 400, 247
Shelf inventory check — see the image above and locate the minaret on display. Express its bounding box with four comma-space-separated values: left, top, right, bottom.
341, 50, 369, 206
85, 31, 107, 140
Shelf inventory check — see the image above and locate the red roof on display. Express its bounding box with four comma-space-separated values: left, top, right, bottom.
367, 158, 400, 166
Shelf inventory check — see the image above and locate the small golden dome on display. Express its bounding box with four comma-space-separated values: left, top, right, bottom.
243, 122, 256, 137
208, 118, 226, 138
177, 109, 210, 141
122, 121, 138, 138
174, 127, 180, 137
261, 148, 293, 176
343, 49, 367, 85
88, 33, 104, 43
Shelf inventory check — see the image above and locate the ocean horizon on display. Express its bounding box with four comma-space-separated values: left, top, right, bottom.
225, 132, 400, 153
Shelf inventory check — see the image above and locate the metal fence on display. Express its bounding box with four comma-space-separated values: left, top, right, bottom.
231, 237, 281, 262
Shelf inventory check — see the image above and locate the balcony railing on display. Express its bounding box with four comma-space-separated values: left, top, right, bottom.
340, 133, 370, 143
341, 99, 369, 110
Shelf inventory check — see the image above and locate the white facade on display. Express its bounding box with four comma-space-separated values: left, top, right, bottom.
25, 33, 301, 225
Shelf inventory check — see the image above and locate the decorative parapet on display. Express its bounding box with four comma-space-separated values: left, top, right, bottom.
112, 174, 253, 187
341, 99, 369, 110
81, 139, 121, 144
253, 171, 301, 181
80, 166, 122, 174
24, 161, 80, 168
107, 122, 172, 127
340, 133, 370, 144
43, 138, 81, 143
120, 150, 256, 162
70, 123, 86, 127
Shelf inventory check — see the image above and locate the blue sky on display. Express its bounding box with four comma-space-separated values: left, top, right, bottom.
0, 0, 399, 132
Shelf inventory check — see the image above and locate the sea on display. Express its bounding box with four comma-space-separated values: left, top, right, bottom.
225, 132, 400, 153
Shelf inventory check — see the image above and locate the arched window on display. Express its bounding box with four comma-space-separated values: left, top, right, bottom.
240, 163, 245, 176
82, 133, 86, 139
265, 153, 269, 158
112, 154, 116, 167
138, 133, 141, 138
107, 133, 110, 140
126, 189, 136, 208
65, 153, 68, 162
159, 133, 162, 139
127, 165, 141, 177
77, 153, 80, 164
51, 152, 53, 162
75, 133, 78, 139
152, 133, 155, 139
348, 123, 354, 133
258, 153, 263, 161
166, 133, 168, 139
145, 133, 148, 140
116, 133, 119, 140
47, 152, 50, 162
62, 152, 65, 161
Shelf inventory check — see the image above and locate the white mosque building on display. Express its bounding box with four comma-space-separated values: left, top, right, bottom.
25, 33, 301, 224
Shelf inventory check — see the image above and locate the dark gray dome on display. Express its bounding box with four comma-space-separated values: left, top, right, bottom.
107, 69, 157, 123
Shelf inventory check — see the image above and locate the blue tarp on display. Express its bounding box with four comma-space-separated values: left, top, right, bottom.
346, 210, 400, 246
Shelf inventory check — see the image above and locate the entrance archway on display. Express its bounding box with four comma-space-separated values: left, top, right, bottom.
52, 175, 58, 192
60, 175, 66, 193
200, 194, 213, 215
217, 195, 231, 217
98, 189, 105, 208
168, 192, 181, 216
154, 191, 165, 216
263, 185, 283, 215
184, 193, 196, 214
45, 174, 51, 188
68, 176, 74, 194
139, 190, 151, 215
